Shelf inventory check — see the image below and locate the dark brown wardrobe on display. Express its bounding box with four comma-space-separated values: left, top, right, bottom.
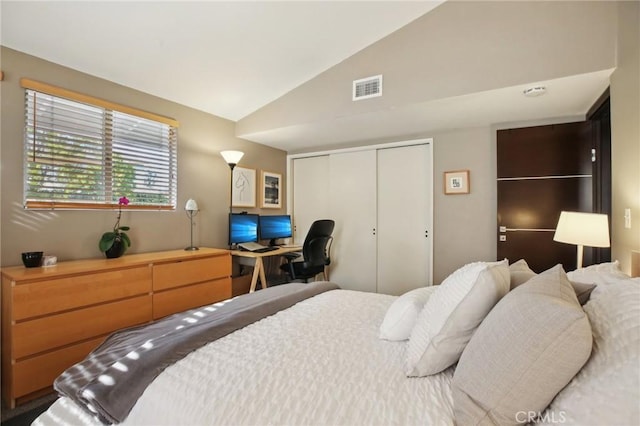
497, 93, 611, 272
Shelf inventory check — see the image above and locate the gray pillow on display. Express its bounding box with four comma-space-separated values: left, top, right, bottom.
452, 264, 593, 425
570, 280, 597, 305
510, 259, 596, 305
508, 259, 537, 288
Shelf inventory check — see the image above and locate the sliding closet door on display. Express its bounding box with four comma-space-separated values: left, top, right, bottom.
329, 150, 377, 292
377, 144, 432, 295
291, 156, 329, 245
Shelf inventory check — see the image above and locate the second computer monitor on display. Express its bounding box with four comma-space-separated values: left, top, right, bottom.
259, 215, 292, 246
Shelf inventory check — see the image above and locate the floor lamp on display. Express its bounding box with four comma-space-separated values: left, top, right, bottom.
220, 150, 245, 215
553, 211, 610, 269
184, 198, 199, 251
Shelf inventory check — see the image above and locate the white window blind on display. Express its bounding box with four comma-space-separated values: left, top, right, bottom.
22, 79, 178, 210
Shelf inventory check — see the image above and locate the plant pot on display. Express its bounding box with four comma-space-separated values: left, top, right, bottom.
105, 239, 127, 259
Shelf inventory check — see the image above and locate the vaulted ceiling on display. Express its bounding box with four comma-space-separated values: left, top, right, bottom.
1, 1, 442, 121
1, 1, 617, 153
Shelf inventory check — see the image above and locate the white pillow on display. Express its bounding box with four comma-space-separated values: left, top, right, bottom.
573, 260, 623, 274
379, 286, 437, 341
539, 278, 640, 425
405, 260, 510, 377
567, 260, 629, 285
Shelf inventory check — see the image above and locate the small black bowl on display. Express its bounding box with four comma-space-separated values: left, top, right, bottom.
22, 251, 43, 268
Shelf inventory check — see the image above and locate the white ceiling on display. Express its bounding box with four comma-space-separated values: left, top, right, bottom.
1, 1, 613, 153
1, 0, 443, 122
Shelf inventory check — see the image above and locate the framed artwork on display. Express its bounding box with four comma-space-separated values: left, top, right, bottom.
261, 171, 282, 208
444, 170, 470, 195
232, 166, 256, 207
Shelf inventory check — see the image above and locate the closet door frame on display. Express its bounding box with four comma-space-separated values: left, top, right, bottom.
287, 138, 434, 286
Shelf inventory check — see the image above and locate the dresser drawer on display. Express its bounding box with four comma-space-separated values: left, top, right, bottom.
13, 295, 151, 359
153, 277, 232, 319
12, 266, 151, 321
153, 255, 231, 291
1, 248, 230, 408
13, 337, 104, 398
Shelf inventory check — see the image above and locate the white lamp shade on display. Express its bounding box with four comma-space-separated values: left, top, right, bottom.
220, 150, 244, 165
185, 198, 199, 211
553, 211, 610, 248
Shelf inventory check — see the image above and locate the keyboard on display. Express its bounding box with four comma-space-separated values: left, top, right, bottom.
237, 242, 281, 253
253, 246, 279, 253
237, 242, 267, 251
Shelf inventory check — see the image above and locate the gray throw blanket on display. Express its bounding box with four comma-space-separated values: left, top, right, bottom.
54, 281, 339, 424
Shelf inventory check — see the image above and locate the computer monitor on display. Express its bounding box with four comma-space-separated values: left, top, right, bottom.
259, 215, 292, 246
229, 213, 259, 245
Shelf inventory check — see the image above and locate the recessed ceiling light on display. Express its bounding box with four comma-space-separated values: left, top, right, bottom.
523, 86, 547, 97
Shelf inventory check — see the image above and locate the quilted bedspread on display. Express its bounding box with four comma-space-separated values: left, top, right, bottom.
54, 282, 339, 423
36, 289, 455, 426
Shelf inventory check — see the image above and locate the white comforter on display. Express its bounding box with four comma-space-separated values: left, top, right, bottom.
36, 289, 455, 426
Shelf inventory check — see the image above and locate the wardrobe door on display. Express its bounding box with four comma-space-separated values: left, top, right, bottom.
377, 144, 432, 295
329, 150, 377, 292
291, 155, 330, 245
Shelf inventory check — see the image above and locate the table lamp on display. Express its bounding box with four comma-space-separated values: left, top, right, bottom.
553, 211, 610, 268
185, 198, 199, 251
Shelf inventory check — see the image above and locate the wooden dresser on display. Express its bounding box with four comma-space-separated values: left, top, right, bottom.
1, 247, 231, 408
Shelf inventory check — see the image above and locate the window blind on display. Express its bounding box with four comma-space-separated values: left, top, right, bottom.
22, 80, 178, 210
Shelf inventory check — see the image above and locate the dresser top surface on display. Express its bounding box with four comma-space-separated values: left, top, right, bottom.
1, 247, 230, 282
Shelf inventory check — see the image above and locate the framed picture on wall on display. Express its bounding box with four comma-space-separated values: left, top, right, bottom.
444, 170, 470, 195
232, 166, 256, 207
261, 171, 282, 208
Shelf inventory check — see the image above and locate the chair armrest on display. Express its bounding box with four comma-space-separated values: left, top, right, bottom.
282, 252, 302, 262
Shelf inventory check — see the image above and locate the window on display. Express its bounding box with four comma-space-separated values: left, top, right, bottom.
22, 79, 178, 210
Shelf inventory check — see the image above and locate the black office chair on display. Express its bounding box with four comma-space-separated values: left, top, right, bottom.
280, 219, 335, 283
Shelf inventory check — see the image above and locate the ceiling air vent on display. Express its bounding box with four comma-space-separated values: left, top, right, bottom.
353, 75, 382, 101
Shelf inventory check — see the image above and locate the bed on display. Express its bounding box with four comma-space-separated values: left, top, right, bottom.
34, 259, 639, 426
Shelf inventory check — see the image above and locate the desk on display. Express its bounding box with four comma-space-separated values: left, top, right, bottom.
231, 246, 301, 292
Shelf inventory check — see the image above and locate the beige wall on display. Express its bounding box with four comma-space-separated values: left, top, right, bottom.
0, 47, 287, 267
610, 1, 640, 274
431, 127, 496, 283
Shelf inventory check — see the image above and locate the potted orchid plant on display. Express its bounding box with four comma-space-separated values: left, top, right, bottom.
99, 196, 131, 258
